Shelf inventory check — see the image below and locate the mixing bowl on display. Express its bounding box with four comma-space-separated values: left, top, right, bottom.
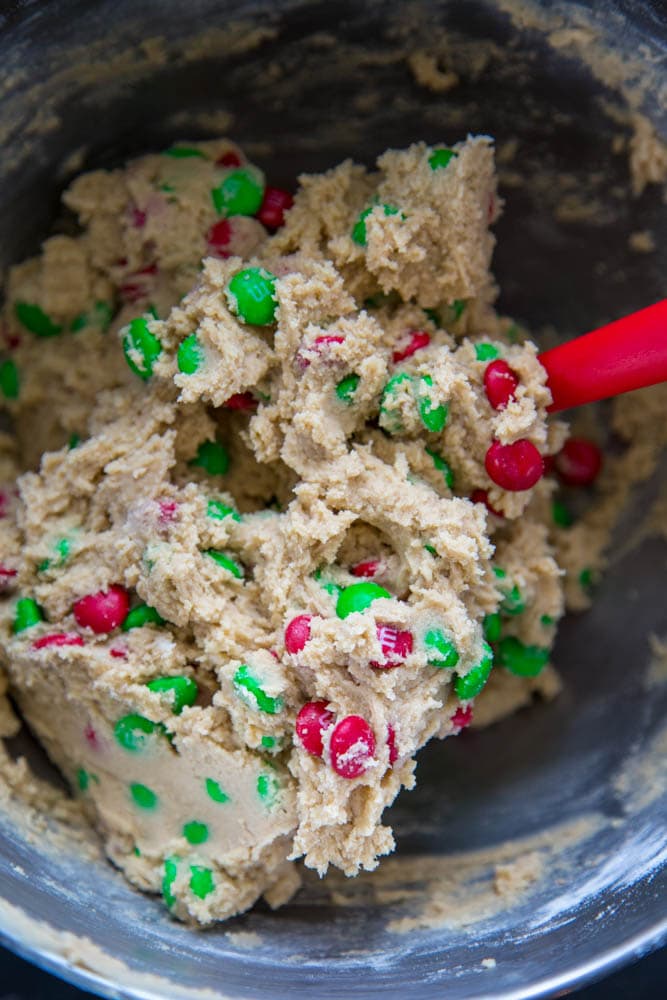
0, 1, 665, 997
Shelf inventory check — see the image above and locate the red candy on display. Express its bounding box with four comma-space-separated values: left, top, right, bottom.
371, 624, 413, 669
32, 633, 84, 650
485, 439, 544, 491
119, 263, 158, 303
297, 334, 345, 369
484, 360, 519, 411
387, 724, 398, 765
329, 715, 376, 778
451, 705, 473, 731
84, 723, 99, 750
73, 586, 130, 634
131, 207, 147, 229
285, 614, 312, 654
109, 646, 128, 659
0, 565, 17, 578
206, 218, 233, 257
554, 438, 603, 486
158, 499, 179, 525
295, 701, 334, 757
257, 187, 294, 229
392, 330, 431, 364
351, 559, 380, 578
224, 392, 258, 411
216, 150, 242, 168
470, 489, 504, 518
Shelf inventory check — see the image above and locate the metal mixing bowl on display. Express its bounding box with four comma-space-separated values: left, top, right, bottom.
0, 1, 665, 997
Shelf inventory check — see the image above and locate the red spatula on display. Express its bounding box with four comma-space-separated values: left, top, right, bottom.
539, 299, 667, 412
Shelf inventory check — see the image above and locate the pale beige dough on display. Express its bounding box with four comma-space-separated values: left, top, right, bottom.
0, 135, 572, 925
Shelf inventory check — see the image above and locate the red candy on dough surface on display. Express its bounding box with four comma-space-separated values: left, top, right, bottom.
257, 187, 294, 229
484, 359, 519, 410
32, 633, 84, 650
73, 586, 130, 634
295, 701, 334, 757
329, 715, 376, 778
451, 705, 473, 730
392, 330, 430, 364
207, 218, 233, 256
485, 439, 544, 491
554, 438, 603, 486
285, 614, 312, 654
224, 392, 258, 411
371, 624, 413, 668
470, 489, 504, 518
216, 150, 242, 168
387, 725, 398, 765
351, 559, 380, 578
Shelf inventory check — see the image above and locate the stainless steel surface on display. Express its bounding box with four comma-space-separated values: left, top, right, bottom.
0, 2, 665, 997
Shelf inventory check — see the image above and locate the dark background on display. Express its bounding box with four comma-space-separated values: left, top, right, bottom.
1, 943, 665, 998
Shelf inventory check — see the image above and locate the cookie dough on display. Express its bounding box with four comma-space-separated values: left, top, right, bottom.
0, 136, 570, 924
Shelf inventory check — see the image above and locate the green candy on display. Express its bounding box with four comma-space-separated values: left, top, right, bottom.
122, 317, 162, 380
416, 374, 448, 433
335, 374, 360, 404
37, 536, 70, 574
211, 168, 264, 216
190, 865, 215, 899
130, 783, 158, 809
336, 582, 390, 619
424, 628, 459, 668
13, 597, 44, 634
352, 203, 401, 247
70, 301, 113, 333
257, 771, 280, 805
162, 856, 179, 908
499, 583, 525, 617
205, 549, 244, 579
0, 359, 19, 399
423, 307, 440, 326
454, 642, 494, 699
424, 543, 437, 556
146, 676, 198, 715
15, 302, 62, 337
68, 434, 80, 450
227, 267, 277, 325
448, 299, 466, 321
579, 567, 594, 591
183, 820, 209, 845
552, 500, 574, 528
163, 146, 207, 158
475, 342, 500, 361
540, 614, 554, 627
261, 735, 277, 749
114, 713, 161, 752
498, 636, 549, 677
177, 333, 204, 375
207, 499, 240, 521
123, 604, 165, 631
233, 664, 283, 714
426, 447, 454, 490
428, 147, 457, 170
380, 372, 414, 433
493, 567, 524, 615
205, 778, 230, 804
483, 612, 502, 643
190, 439, 229, 476
76, 768, 89, 792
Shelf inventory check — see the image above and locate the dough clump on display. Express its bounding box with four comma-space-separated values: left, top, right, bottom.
0, 136, 568, 924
